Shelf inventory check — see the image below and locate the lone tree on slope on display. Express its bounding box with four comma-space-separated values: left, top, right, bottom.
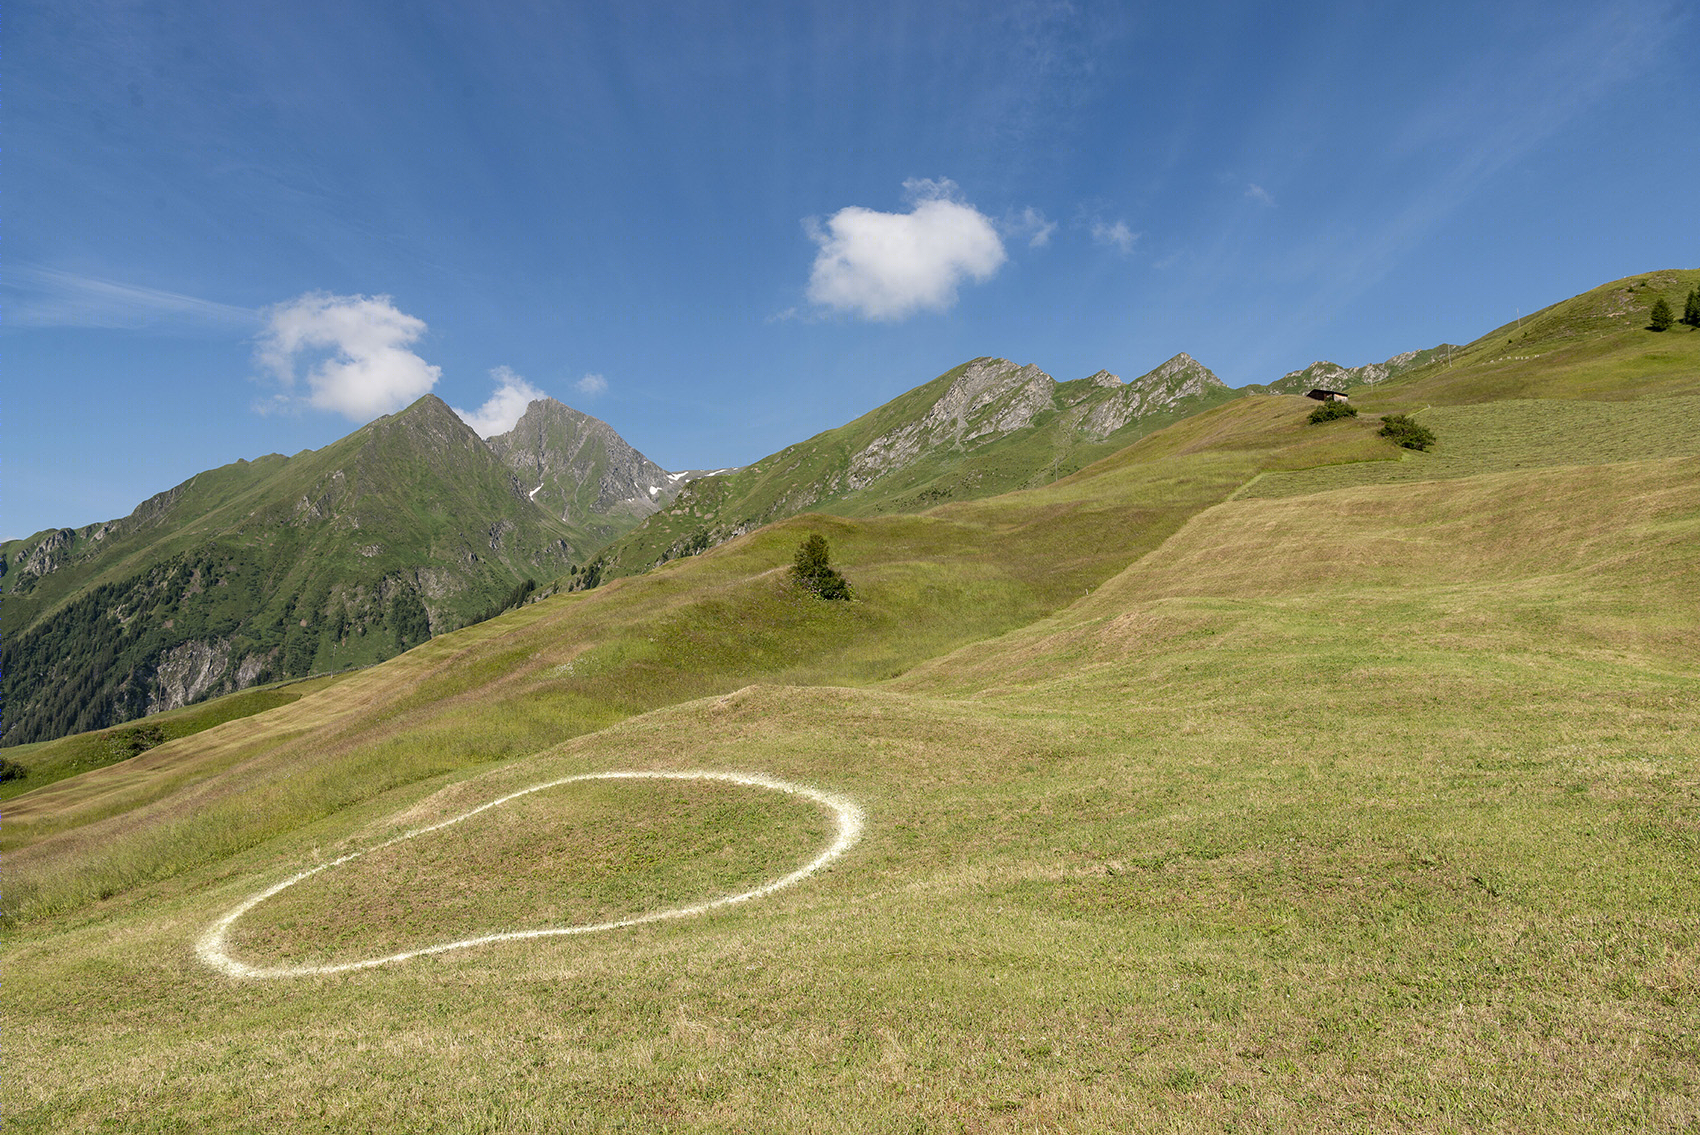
1682, 287, 1700, 328
792, 534, 853, 600
1648, 296, 1674, 332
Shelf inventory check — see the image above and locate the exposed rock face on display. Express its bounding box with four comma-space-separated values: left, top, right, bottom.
848, 360, 1056, 488
7, 476, 203, 586
16, 529, 77, 582
144, 638, 277, 715
3, 395, 582, 747
844, 355, 1229, 490
488, 399, 676, 524
147, 638, 236, 715
1130, 353, 1224, 405
596, 352, 1242, 582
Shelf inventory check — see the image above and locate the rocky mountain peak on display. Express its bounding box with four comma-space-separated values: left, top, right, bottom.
487, 398, 676, 529
1123, 353, 1227, 403
1135, 353, 1221, 389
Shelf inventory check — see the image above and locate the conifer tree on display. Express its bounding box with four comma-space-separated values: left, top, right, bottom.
792, 534, 852, 600
1647, 297, 1673, 331
1682, 287, 1700, 328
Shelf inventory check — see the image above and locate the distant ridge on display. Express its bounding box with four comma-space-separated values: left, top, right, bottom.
595, 353, 1236, 579
1245, 345, 1460, 396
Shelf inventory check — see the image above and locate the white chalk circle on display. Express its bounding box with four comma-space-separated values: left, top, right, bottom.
196, 770, 864, 979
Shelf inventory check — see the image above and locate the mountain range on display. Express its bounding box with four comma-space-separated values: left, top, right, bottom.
0, 397, 675, 744
4, 283, 1667, 748
1, 348, 1250, 744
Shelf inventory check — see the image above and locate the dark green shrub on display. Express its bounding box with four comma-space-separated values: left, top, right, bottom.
0, 756, 28, 782
1307, 400, 1358, 424
792, 534, 853, 600
1378, 413, 1436, 451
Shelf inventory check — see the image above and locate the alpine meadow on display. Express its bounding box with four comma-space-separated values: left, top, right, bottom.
5, 268, 1698, 1132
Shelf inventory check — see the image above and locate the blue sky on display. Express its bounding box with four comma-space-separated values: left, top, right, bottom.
7, 0, 1696, 539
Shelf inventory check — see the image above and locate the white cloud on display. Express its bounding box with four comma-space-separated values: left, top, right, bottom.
1090, 219, 1138, 254
805, 179, 1007, 320
1005, 206, 1058, 248
575, 372, 608, 397
1246, 183, 1276, 207
256, 292, 441, 422
453, 366, 547, 437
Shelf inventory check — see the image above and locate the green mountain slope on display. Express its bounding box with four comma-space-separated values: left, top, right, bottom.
1372, 267, 1700, 403
1, 396, 577, 745
598, 352, 1239, 577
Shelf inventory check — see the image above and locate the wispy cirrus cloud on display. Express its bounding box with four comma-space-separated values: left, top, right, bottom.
255, 292, 440, 422
1245, 183, 1276, 207
804, 178, 1007, 321
575, 373, 608, 397
4, 266, 259, 332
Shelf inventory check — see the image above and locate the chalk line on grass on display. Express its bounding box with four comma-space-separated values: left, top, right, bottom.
195, 770, 864, 979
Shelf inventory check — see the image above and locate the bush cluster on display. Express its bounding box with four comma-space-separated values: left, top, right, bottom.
1378, 413, 1437, 451
1307, 400, 1357, 424
102, 723, 169, 762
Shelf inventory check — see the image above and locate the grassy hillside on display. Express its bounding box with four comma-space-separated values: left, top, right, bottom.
1361, 267, 1700, 405
0, 672, 352, 802
5, 273, 1697, 1131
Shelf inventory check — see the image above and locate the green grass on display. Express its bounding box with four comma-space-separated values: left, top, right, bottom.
1243, 392, 1700, 496
1357, 268, 1700, 406
5, 286, 1699, 1131
226, 775, 834, 971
